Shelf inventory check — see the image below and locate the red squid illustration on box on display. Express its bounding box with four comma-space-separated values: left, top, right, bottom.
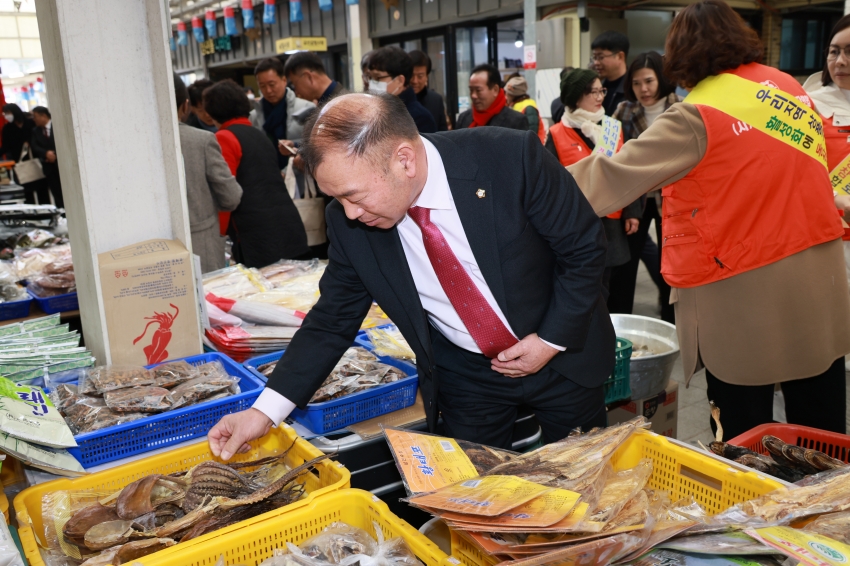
133, 304, 179, 364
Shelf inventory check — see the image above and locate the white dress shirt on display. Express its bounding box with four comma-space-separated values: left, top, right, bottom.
252, 137, 562, 426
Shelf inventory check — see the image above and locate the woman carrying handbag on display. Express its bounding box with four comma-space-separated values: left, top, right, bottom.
1, 104, 49, 205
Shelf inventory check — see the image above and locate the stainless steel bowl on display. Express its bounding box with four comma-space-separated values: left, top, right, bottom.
610, 314, 680, 399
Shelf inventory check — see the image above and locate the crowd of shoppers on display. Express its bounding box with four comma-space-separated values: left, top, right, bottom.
0, 102, 62, 207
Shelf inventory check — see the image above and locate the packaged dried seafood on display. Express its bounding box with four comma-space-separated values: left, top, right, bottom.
382, 427, 517, 495
365, 325, 415, 362
311, 365, 405, 403
0, 376, 77, 448
49, 383, 80, 412
298, 522, 378, 563
103, 387, 174, 413
408, 475, 556, 517
629, 549, 785, 566
206, 292, 306, 327
86, 365, 155, 393
150, 360, 198, 388
745, 526, 850, 565
62, 396, 145, 434
801, 510, 850, 544
656, 532, 785, 555
0, 431, 84, 476
170, 372, 238, 408
583, 459, 653, 527
29, 272, 76, 297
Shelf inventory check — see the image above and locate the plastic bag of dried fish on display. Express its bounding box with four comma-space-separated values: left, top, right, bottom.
49, 383, 80, 412
382, 426, 518, 496
338, 522, 422, 566
85, 366, 155, 394
169, 372, 239, 409
365, 326, 416, 362
298, 522, 378, 563
310, 366, 405, 403
62, 396, 145, 434
150, 360, 198, 388
581, 459, 653, 528
801, 510, 850, 544
103, 387, 174, 414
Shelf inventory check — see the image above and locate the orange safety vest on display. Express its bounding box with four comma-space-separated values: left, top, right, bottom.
550, 121, 624, 219
823, 114, 850, 171
660, 62, 843, 288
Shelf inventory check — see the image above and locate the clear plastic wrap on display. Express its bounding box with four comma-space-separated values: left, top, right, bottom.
656, 531, 785, 555
206, 292, 306, 327
259, 259, 323, 286
308, 348, 405, 403
85, 365, 155, 393
49, 383, 79, 412
206, 302, 243, 328
170, 371, 238, 408
365, 326, 415, 362
151, 360, 198, 388
103, 386, 174, 413
801, 510, 850, 544
298, 522, 378, 563
13, 244, 70, 280
62, 396, 145, 433
339, 523, 423, 566
202, 264, 272, 299
583, 459, 653, 527
29, 272, 76, 297
408, 475, 555, 517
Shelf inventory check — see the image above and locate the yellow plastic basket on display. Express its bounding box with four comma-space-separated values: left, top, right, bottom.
14, 424, 350, 566
136, 489, 450, 566
450, 430, 786, 566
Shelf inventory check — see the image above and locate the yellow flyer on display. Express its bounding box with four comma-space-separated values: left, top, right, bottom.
409, 475, 553, 517
435, 488, 581, 528
384, 428, 479, 494
746, 527, 850, 566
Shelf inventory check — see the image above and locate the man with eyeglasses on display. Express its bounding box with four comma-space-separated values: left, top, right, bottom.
367, 46, 438, 134
590, 31, 630, 116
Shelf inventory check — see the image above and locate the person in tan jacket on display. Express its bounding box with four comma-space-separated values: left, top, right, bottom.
568, 0, 850, 439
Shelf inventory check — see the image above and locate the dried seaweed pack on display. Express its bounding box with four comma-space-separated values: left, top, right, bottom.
382, 426, 518, 495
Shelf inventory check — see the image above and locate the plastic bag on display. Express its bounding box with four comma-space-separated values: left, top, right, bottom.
0, 509, 25, 566
801, 510, 850, 544
0, 376, 77, 448
85, 365, 155, 393
0, 431, 84, 476
104, 386, 174, 413
202, 264, 272, 299
298, 522, 378, 563
339, 523, 422, 566
259, 259, 322, 286
151, 360, 198, 388
206, 292, 305, 327
207, 301, 243, 328
408, 475, 555, 517
29, 272, 76, 297
656, 531, 784, 555
49, 383, 79, 412
583, 459, 653, 526
365, 326, 415, 362
170, 371, 238, 408
62, 396, 145, 434
309, 348, 405, 403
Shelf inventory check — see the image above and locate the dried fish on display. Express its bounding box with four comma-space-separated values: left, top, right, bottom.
63, 504, 120, 547
455, 440, 517, 474
802, 510, 850, 543
114, 538, 176, 564
83, 520, 136, 550
762, 435, 844, 474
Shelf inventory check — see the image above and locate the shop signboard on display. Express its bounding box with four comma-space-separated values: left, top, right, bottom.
275, 36, 328, 53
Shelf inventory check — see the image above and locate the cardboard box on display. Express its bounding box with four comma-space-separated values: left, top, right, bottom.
607, 380, 679, 438
98, 239, 202, 365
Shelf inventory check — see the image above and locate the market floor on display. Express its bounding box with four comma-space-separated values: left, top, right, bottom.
631, 246, 850, 446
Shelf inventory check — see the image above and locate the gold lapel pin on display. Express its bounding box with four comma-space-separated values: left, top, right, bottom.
476, 189, 486, 199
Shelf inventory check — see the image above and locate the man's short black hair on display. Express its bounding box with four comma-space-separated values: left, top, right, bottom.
173, 74, 188, 111
408, 50, 432, 74
31, 105, 51, 119
368, 46, 414, 87
254, 57, 286, 77
591, 31, 630, 56
471, 64, 502, 89
203, 79, 252, 123
361, 50, 374, 72
284, 51, 328, 77
188, 79, 214, 107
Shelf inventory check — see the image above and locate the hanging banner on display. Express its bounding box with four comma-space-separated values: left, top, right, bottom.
205, 10, 217, 38
319, 0, 332, 11
263, 0, 277, 24
169, 36, 176, 51
290, 0, 303, 22
191, 16, 205, 43
345, 0, 358, 5
242, 0, 256, 28
176, 22, 188, 46
224, 6, 238, 35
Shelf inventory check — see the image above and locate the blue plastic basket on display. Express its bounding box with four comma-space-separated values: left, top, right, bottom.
49, 352, 264, 468
0, 297, 31, 321
244, 343, 419, 435
26, 288, 78, 314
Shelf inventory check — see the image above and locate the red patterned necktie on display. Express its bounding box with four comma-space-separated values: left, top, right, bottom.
407, 206, 518, 358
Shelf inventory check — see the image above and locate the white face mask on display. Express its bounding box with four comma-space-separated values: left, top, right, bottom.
369, 80, 388, 94
3, 114, 13, 123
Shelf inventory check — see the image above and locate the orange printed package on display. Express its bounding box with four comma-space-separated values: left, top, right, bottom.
383, 427, 482, 494
407, 475, 553, 517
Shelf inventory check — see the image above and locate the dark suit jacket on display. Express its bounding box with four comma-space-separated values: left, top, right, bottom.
30, 125, 58, 176
456, 106, 529, 131
417, 87, 448, 132
266, 128, 616, 429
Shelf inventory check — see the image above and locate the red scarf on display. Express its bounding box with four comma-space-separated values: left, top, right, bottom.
470, 89, 506, 127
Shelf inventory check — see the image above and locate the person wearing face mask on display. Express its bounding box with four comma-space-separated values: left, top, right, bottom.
368, 46, 437, 134
457, 65, 528, 130
544, 69, 641, 291
0, 103, 50, 205
609, 51, 680, 323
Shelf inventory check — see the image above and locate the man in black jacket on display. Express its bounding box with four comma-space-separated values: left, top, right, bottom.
208, 93, 614, 459
457, 64, 528, 130
409, 50, 448, 131
30, 106, 63, 208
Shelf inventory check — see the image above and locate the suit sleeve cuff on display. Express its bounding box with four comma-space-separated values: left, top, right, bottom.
539, 337, 566, 352
253, 388, 297, 425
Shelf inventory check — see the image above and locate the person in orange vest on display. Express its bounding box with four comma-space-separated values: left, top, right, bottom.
805, 14, 850, 371
569, 0, 850, 439
545, 68, 642, 290
505, 76, 545, 143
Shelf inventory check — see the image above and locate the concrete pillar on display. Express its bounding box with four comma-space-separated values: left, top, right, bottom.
34, 0, 198, 363
347, 1, 372, 92
761, 10, 782, 69
845, 0, 850, 16
523, 0, 537, 98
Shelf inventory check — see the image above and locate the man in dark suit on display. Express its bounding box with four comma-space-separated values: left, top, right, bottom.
284, 51, 348, 105
209, 93, 614, 460
30, 106, 63, 208
457, 64, 528, 131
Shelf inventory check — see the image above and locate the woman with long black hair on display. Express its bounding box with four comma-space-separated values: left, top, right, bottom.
1, 103, 49, 205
